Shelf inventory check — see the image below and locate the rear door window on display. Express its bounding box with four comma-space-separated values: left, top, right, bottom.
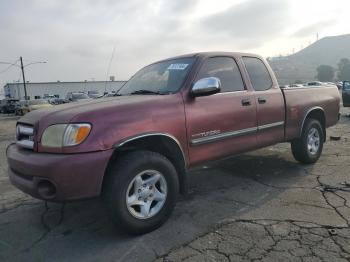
243, 57, 272, 91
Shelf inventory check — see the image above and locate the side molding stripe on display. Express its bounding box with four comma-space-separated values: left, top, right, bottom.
191, 121, 284, 146
191, 127, 257, 146
257, 121, 284, 131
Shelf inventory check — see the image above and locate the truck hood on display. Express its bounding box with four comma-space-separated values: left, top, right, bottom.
18, 95, 164, 127
18, 93, 186, 154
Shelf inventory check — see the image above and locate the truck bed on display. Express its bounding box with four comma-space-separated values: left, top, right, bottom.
281, 85, 340, 141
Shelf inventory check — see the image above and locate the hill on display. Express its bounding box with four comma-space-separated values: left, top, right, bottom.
268, 34, 350, 85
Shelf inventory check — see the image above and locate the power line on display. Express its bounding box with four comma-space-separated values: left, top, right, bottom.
0, 60, 18, 65
0, 59, 20, 74
0, 64, 15, 74
22, 59, 43, 64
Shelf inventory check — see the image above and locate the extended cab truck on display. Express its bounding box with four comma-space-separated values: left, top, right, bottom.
7, 52, 340, 234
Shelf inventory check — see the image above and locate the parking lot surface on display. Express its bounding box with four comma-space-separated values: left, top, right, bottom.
0, 108, 350, 262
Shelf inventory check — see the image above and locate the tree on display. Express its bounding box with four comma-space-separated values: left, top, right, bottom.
316, 65, 334, 82
337, 58, 350, 81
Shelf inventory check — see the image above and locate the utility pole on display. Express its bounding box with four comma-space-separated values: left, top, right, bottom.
1, 57, 46, 101
20, 56, 28, 101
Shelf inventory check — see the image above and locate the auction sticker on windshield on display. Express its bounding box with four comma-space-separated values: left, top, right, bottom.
167, 64, 189, 70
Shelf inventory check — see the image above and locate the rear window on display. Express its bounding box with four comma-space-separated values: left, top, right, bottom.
243, 57, 272, 91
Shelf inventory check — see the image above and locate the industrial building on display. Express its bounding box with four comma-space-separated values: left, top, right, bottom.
3, 80, 126, 100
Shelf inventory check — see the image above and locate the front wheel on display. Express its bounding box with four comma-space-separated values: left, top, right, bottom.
291, 119, 324, 164
103, 150, 179, 235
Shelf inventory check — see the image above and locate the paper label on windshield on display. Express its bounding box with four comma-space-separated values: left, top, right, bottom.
167, 63, 189, 70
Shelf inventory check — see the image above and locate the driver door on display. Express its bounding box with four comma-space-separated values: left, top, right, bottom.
184, 56, 257, 166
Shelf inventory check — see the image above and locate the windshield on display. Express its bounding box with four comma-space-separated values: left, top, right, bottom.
73, 93, 89, 99
118, 57, 195, 95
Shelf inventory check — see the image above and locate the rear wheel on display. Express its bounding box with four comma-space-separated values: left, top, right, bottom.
291, 119, 324, 164
103, 150, 179, 235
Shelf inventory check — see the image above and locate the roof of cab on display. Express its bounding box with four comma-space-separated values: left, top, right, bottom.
155, 51, 263, 64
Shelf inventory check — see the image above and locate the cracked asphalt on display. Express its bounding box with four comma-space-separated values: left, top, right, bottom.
1, 107, 350, 262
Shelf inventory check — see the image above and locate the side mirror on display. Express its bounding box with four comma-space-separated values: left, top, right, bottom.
191, 77, 221, 97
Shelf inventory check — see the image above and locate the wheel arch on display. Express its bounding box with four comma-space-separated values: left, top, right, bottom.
103, 133, 188, 194
300, 107, 326, 141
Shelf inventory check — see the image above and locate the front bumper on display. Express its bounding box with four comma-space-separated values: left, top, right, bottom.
7, 144, 113, 201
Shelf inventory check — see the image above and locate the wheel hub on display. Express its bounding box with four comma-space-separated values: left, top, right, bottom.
307, 127, 320, 155
126, 170, 167, 219
138, 185, 154, 200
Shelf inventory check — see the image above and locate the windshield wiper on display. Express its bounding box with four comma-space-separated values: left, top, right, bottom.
130, 90, 164, 95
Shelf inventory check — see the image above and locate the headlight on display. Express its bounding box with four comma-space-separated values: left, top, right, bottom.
41, 123, 91, 148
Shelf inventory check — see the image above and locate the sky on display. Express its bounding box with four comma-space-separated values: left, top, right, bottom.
0, 0, 349, 91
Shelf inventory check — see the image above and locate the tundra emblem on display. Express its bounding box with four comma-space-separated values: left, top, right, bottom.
192, 130, 221, 138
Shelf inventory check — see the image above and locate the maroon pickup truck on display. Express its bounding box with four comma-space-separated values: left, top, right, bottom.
7, 52, 340, 234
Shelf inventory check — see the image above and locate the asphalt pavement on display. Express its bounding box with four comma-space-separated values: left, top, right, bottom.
0, 108, 349, 262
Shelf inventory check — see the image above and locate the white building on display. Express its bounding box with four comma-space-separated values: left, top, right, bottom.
3, 80, 126, 100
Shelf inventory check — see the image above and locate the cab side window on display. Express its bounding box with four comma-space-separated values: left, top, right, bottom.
195, 57, 245, 92
243, 57, 272, 91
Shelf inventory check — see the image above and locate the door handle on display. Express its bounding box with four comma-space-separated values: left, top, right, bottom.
241, 99, 251, 106
258, 97, 266, 104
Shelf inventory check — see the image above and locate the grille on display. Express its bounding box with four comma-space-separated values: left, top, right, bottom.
16, 124, 34, 149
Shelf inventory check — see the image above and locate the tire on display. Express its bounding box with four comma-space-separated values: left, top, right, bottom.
103, 150, 179, 235
291, 119, 324, 164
